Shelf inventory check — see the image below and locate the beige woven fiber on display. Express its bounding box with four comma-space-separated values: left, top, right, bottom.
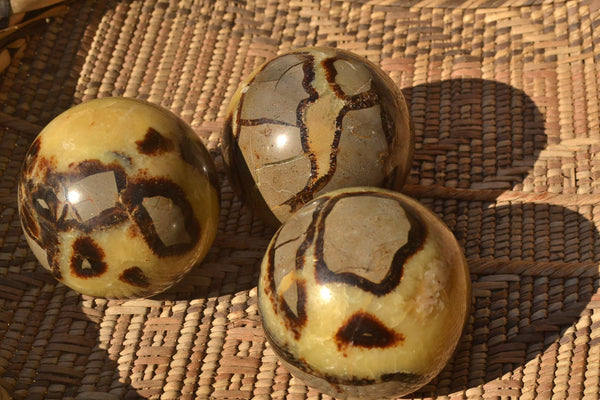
1, 0, 600, 399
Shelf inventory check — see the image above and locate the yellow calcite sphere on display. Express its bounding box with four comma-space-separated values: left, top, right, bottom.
18, 97, 220, 299
258, 187, 471, 399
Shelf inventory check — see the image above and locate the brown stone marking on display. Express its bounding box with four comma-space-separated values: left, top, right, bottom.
70, 236, 107, 278
119, 267, 151, 288
136, 127, 175, 155
314, 191, 427, 296
335, 311, 404, 351
122, 177, 200, 257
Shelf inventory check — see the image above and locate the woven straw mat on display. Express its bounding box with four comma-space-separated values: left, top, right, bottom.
1, 0, 600, 399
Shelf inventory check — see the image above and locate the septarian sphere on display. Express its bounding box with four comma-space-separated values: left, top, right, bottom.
258, 187, 471, 399
18, 97, 220, 299
223, 46, 414, 226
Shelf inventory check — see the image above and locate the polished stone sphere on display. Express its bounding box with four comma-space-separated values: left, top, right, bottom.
223, 47, 414, 226
18, 97, 220, 299
258, 187, 471, 399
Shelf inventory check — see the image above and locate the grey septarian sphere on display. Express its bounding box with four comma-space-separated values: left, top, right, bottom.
223, 46, 414, 226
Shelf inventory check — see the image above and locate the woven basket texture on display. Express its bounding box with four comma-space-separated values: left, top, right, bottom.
1, 0, 600, 398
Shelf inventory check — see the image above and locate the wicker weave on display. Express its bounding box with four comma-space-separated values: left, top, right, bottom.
1, 0, 599, 398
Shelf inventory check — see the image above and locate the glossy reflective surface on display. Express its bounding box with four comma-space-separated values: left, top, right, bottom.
18, 97, 220, 299
223, 47, 414, 225
258, 187, 471, 399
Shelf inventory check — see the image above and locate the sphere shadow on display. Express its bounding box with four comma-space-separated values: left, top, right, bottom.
401, 78, 599, 396
162, 77, 600, 397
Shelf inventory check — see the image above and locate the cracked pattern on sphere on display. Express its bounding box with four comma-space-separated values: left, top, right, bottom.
258, 187, 471, 400
18, 97, 220, 299
223, 47, 414, 225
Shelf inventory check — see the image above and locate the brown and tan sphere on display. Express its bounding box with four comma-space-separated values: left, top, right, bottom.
222, 46, 414, 226
258, 187, 471, 399
18, 97, 220, 299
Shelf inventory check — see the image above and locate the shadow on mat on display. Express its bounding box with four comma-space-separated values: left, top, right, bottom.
159, 78, 600, 397
402, 79, 599, 396
158, 79, 599, 397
